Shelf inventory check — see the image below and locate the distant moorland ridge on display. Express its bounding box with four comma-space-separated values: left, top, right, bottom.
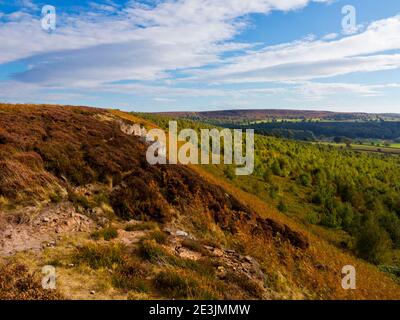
158, 109, 400, 122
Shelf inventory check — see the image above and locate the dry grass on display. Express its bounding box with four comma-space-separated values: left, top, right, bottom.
125, 221, 158, 232
1, 104, 399, 300
190, 164, 400, 299
0, 262, 62, 300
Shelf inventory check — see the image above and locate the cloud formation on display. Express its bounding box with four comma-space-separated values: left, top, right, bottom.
191, 16, 400, 83
0, 0, 331, 86
0, 0, 399, 111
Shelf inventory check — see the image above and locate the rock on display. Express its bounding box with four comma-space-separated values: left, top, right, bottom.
212, 248, 224, 257
176, 230, 189, 237
90, 291, 96, 295
47, 241, 56, 247
163, 227, 173, 235
92, 207, 103, 216
42, 217, 50, 223
244, 255, 253, 263
217, 266, 226, 279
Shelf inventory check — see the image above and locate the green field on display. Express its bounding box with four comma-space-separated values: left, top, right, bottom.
313, 141, 400, 154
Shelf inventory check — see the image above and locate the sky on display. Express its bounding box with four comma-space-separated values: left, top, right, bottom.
0, 0, 399, 113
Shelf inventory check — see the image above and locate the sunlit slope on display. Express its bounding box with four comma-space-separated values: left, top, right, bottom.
0, 104, 399, 300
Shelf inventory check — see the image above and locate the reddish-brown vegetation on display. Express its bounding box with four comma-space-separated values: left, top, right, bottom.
1, 103, 399, 300
0, 262, 62, 300
0, 103, 307, 249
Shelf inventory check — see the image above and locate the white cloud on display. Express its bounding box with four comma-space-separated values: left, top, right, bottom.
18, 0, 38, 11
322, 33, 338, 40
190, 15, 400, 83
295, 82, 381, 100
0, 0, 399, 113
0, 0, 330, 86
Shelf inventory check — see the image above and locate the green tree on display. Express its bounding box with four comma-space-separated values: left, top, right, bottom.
355, 218, 392, 264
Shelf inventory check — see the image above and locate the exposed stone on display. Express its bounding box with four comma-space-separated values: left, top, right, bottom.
176, 230, 189, 237
212, 248, 224, 257
0, 202, 97, 256
217, 266, 226, 279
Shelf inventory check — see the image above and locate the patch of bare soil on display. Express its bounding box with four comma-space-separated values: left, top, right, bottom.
0, 202, 96, 256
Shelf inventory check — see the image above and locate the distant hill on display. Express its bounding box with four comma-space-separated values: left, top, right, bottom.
159, 109, 400, 123
156, 109, 400, 141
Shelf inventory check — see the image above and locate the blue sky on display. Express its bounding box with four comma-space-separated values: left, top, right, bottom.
0, 0, 399, 112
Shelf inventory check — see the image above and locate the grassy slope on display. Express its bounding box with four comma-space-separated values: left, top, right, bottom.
119, 111, 400, 299
190, 164, 400, 299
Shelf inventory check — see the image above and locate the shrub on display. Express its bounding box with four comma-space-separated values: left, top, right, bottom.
268, 184, 280, 199
73, 243, 125, 269
223, 166, 236, 180
355, 218, 392, 264
0, 196, 9, 209
181, 239, 208, 255
271, 160, 282, 176
154, 270, 194, 298
91, 226, 118, 241
146, 230, 168, 245
379, 265, 400, 279
49, 192, 63, 203
262, 168, 272, 183
225, 272, 264, 298
0, 263, 62, 300
112, 259, 151, 292
298, 173, 311, 187
93, 191, 109, 206
277, 200, 287, 213
139, 240, 168, 263
68, 191, 93, 210
154, 270, 216, 299
178, 258, 216, 277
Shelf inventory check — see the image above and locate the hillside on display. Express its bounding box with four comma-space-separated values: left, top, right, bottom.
159, 109, 400, 123
1, 104, 400, 300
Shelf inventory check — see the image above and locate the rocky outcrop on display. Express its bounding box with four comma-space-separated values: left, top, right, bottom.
118, 121, 147, 137
0, 202, 96, 256
118, 120, 155, 143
